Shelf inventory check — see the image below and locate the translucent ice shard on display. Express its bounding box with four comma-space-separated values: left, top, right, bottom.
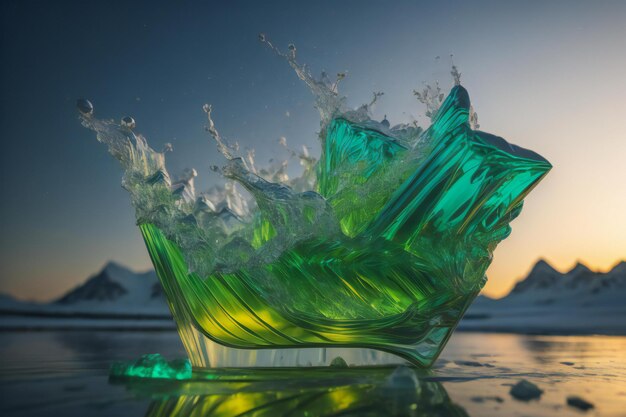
79, 41, 551, 368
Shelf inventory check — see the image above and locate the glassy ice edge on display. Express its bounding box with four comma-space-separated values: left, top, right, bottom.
79, 35, 550, 370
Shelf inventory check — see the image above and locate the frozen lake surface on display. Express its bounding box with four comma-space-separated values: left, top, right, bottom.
1, 331, 624, 417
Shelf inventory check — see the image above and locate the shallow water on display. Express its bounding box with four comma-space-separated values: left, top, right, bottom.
0, 331, 624, 417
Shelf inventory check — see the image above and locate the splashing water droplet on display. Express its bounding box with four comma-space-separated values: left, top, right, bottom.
76, 98, 93, 115
451, 65, 461, 86
121, 116, 136, 129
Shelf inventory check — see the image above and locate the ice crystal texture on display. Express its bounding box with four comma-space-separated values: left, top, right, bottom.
79, 39, 551, 368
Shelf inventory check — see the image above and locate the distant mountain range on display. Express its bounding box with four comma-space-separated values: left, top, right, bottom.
0, 262, 172, 330
460, 259, 626, 334
1, 259, 624, 334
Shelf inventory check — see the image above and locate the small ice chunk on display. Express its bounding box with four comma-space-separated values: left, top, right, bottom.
454, 360, 494, 367
385, 366, 418, 391
329, 356, 348, 368
567, 396, 594, 411
510, 379, 543, 401
470, 396, 504, 403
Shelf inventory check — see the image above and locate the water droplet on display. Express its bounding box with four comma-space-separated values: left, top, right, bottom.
121, 116, 136, 129
76, 98, 93, 115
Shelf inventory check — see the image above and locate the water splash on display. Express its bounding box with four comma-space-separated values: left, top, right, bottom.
78, 37, 550, 367
78, 35, 429, 277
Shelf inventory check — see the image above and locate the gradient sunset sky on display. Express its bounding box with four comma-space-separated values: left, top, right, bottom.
1, 0, 625, 301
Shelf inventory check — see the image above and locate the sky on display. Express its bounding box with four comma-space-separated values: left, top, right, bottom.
1, 0, 625, 301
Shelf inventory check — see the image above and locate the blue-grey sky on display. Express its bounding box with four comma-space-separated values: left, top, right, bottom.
1, 0, 625, 300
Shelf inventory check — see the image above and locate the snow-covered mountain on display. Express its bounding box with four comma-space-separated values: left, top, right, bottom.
55, 261, 166, 311
504, 259, 626, 307
460, 259, 626, 334
0, 262, 172, 330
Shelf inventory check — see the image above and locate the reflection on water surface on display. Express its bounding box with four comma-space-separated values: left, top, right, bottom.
1, 332, 625, 417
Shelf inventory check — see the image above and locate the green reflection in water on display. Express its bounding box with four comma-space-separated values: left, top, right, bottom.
115, 367, 470, 417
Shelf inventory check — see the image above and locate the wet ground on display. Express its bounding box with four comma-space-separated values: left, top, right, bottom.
0, 331, 624, 416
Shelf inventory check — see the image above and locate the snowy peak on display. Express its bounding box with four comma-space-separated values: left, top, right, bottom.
609, 261, 626, 275
510, 259, 560, 294
566, 261, 592, 276
102, 261, 137, 282
0, 262, 171, 326
531, 259, 558, 273
56, 267, 126, 304
55, 261, 163, 307
596, 261, 626, 291
462, 258, 626, 335
503, 258, 626, 307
